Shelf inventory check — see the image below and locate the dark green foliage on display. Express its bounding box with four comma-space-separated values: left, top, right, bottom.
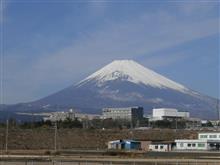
175, 120, 187, 129
20, 120, 52, 129
152, 120, 172, 128
0, 123, 5, 128
139, 118, 149, 127
0, 118, 82, 129
8, 118, 17, 127
57, 118, 83, 128
206, 121, 214, 127
90, 119, 102, 129
150, 119, 187, 129
90, 118, 131, 129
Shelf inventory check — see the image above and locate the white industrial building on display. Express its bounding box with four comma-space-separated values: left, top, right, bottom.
43, 110, 74, 122
43, 109, 100, 122
150, 108, 189, 121
175, 132, 220, 151
149, 141, 174, 152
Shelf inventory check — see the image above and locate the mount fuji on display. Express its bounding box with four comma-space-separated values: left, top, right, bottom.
3, 60, 219, 120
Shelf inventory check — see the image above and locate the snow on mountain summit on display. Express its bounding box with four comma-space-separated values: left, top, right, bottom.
77, 60, 190, 94
26, 59, 217, 119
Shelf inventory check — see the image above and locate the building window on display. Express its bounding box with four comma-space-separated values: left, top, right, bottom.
155, 145, 158, 149
187, 143, 191, 147
192, 143, 196, 147
200, 135, 208, 139
180, 143, 184, 147
160, 146, 163, 149
210, 143, 215, 147
209, 135, 217, 138
198, 143, 205, 147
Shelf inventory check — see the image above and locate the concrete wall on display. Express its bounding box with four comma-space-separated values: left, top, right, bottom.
175, 140, 208, 150
140, 141, 152, 151
149, 144, 171, 152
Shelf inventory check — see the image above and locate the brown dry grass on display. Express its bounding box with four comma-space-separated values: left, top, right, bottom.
0, 128, 198, 150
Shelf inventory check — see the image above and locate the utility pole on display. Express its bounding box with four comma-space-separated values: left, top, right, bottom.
130, 119, 133, 129
175, 118, 177, 131
54, 122, 57, 152
175, 111, 177, 132
217, 99, 220, 129
5, 120, 8, 153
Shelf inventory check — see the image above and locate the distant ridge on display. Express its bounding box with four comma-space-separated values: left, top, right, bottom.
2, 60, 219, 120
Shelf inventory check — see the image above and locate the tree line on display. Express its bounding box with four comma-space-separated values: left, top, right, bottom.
0, 117, 216, 129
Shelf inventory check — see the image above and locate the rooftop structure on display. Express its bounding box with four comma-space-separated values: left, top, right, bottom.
150, 108, 189, 121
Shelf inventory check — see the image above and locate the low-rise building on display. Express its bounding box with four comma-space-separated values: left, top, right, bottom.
150, 108, 189, 121
139, 140, 152, 151
108, 139, 141, 150
175, 132, 220, 151
43, 111, 72, 122
175, 139, 209, 150
108, 140, 123, 150
43, 109, 100, 122
149, 141, 175, 152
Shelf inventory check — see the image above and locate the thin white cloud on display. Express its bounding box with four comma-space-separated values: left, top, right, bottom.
177, 1, 218, 16
4, 5, 220, 103
87, 0, 107, 16
0, 0, 7, 24
140, 53, 191, 68
30, 12, 219, 75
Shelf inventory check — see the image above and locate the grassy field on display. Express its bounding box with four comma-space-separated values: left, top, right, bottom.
0, 128, 198, 150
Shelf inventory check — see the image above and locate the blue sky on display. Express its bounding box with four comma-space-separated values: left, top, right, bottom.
1, 0, 220, 104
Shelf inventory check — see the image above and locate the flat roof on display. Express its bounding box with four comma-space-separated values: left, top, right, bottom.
108, 139, 140, 144
150, 141, 174, 144
153, 108, 189, 112
198, 132, 220, 134
103, 106, 143, 109
175, 139, 207, 143
175, 139, 220, 143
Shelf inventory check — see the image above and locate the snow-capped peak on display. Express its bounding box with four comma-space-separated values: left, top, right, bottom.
77, 60, 191, 93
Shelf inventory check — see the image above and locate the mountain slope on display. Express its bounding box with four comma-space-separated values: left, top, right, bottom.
1, 60, 217, 120
31, 60, 218, 119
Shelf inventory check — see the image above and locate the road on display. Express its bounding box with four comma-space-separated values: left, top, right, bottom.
1, 154, 220, 165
